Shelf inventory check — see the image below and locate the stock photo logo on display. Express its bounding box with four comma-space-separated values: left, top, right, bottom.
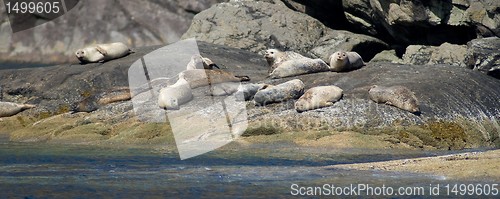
128, 38, 249, 160
3, 0, 80, 33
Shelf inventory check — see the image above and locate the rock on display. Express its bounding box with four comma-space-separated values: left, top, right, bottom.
341, 0, 498, 45
2, 42, 499, 149
182, 0, 388, 62
0, 0, 226, 64
464, 37, 500, 78
370, 50, 403, 63
402, 43, 467, 66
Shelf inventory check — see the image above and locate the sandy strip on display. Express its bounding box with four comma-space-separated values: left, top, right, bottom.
326, 149, 500, 180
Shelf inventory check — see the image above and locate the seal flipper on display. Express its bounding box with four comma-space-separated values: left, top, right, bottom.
235, 75, 251, 82
95, 45, 108, 56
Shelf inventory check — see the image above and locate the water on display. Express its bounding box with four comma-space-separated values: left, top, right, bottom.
0, 139, 494, 198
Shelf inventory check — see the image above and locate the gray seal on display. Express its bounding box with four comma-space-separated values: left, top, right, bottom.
75, 42, 132, 63
369, 85, 420, 113
234, 83, 272, 101
0, 102, 35, 117
186, 54, 220, 70
180, 69, 250, 89
264, 49, 306, 74
295, 86, 343, 112
329, 51, 365, 72
269, 58, 330, 79
253, 79, 305, 106
158, 75, 194, 110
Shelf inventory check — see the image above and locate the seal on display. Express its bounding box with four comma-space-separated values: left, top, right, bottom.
186, 54, 220, 70
329, 51, 365, 72
0, 102, 35, 117
235, 83, 272, 101
208, 82, 240, 96
75, 42, 132, 63
253, 79, 305, 106
73, 87, 132, 113
158, 74, 194, 110
264, 49, 306, 74
295, 86, 343, 112
180, 69, 250, 89
269, 58, 330, 79
369, 85, 420, 113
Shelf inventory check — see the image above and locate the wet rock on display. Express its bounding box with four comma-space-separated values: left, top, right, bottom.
464, 37, 500, 78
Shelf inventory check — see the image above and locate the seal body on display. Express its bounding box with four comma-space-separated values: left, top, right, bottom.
253, 79, 305, 106
186, 55, 220, 70
264, 49, 306, 74
369, 85, 420, 113
235, 83, 271, 101
295, 86, 343, 112
73, 87, 132, 113
75, 42, 131, 63
0, 102, 35, 117
269, 58, 330, 79
329, 51, 365, 72
180, 69, 250, 89
158, 78, 193, 110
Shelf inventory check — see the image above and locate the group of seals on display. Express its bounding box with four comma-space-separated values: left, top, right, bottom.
75, 42, 132, 63
369, 85, 420, 113
0, 102, 35, 118
156, 56, 251, 110
264, 49, 366, 78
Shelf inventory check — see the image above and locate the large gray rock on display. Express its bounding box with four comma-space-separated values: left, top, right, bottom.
342, 0, 499, 45
402, 43, 467, 66
0, 0, 226, 64
182, 0, 388, 62
464, 37, 500, 78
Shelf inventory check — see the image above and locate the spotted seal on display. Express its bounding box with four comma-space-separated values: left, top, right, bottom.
369, 85, 420, 113
295, 86, 343, 112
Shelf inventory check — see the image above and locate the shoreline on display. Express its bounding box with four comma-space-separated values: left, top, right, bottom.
327, 149, 500, 181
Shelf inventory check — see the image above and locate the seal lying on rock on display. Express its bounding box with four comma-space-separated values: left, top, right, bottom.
264, 49, 306, 74
186, 54, 220, 70
235, 83, 272, 101
269, 58, 330, 79
158, 74, 194, 110
73, 87, 132, 113
180, 69, 250, 89
0, 102, 35, 117
253, 79, 305, 106
369, 85, 420, 113
295, 86, 343, 112
75, 42, 132, 63
329, 51, 365, 72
